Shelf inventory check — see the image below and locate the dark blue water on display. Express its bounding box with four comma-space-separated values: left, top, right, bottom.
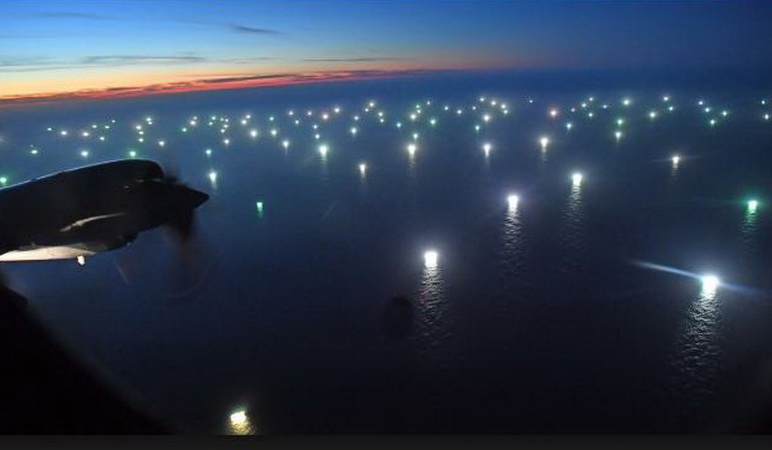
1, 75, 772, 433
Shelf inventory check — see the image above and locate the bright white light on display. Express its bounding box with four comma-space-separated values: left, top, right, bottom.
250, 129, 258, 138
549, 108, 558, 118
81, 131, 90, 137
663, 95, 670, 102
322, 113, 329, 121
270, 128, 278, 137
240, 119, 248, 126
764, 114, 770, 121
649, 111, 657, 119
507, 194, 519, 210
158, 140, 165, 147
430, 118, 437, 126
721, 110, 729, 117
30, 149, 38, 155
565, 122, 573, 131
407, 143, 417, 155
77, 255, 85, 266
410, 113, 417, 121
230, 411, 248, 427
615, 130, 623, 140
60, 130, 68, 136
748, 199, 759, 213
334, 106, 341, 114
281, 139, 290, 149
539, 136, 550, 148
700, 274, 720, 295
672, 155, 680, 166
412, 132, 419, 140
205, 149, 212, 156
319, 144, 329, 156
456, 109, 463, 115
208, 170, 218, 183
424, 250, 438, 268
622, 98, 631, 106
709, 119, 717, 126
572, 172, 583, 186
80, 150, 89, 158
359, 163, 367, 175
483, 114, 491, 122
483, 142, 492, 156
223, 138, 230, 145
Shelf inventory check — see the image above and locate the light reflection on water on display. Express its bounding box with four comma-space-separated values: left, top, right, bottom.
407, 152, 417, 179
741, 209, 759, 256
560, 182, 585, 273
412, 264, 448, 365
667, 287, 724, 427
318, 152, 329, 184
497, 204, 524, 295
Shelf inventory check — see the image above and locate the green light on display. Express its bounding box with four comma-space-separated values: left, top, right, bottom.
748, 199, 759, 213
256, 201, 264, 216
128, 150, 137, 158
0, 176, 7, 186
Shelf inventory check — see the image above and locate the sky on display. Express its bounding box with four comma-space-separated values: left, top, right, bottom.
1, 0, 771, 105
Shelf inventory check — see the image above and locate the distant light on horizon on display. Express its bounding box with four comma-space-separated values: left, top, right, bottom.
700, 274, 720, 295
572, 172, 583, 187
424, 250, 439, 269
208, 170, 217, 184
319, 144, 329, 156
507, 194, 519, 210
407, 142, 417, 155
539, 136, 550, 149
672, 155, 680, 166
748, 199, 759, 213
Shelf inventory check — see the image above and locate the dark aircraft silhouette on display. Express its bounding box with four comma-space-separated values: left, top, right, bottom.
0, 159, 208, 264
0, 159, 208, 433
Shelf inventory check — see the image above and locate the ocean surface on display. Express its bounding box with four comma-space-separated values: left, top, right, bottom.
1, 73, 771, 433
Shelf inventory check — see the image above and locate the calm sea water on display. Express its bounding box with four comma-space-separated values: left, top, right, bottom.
1, 75, 772, 433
